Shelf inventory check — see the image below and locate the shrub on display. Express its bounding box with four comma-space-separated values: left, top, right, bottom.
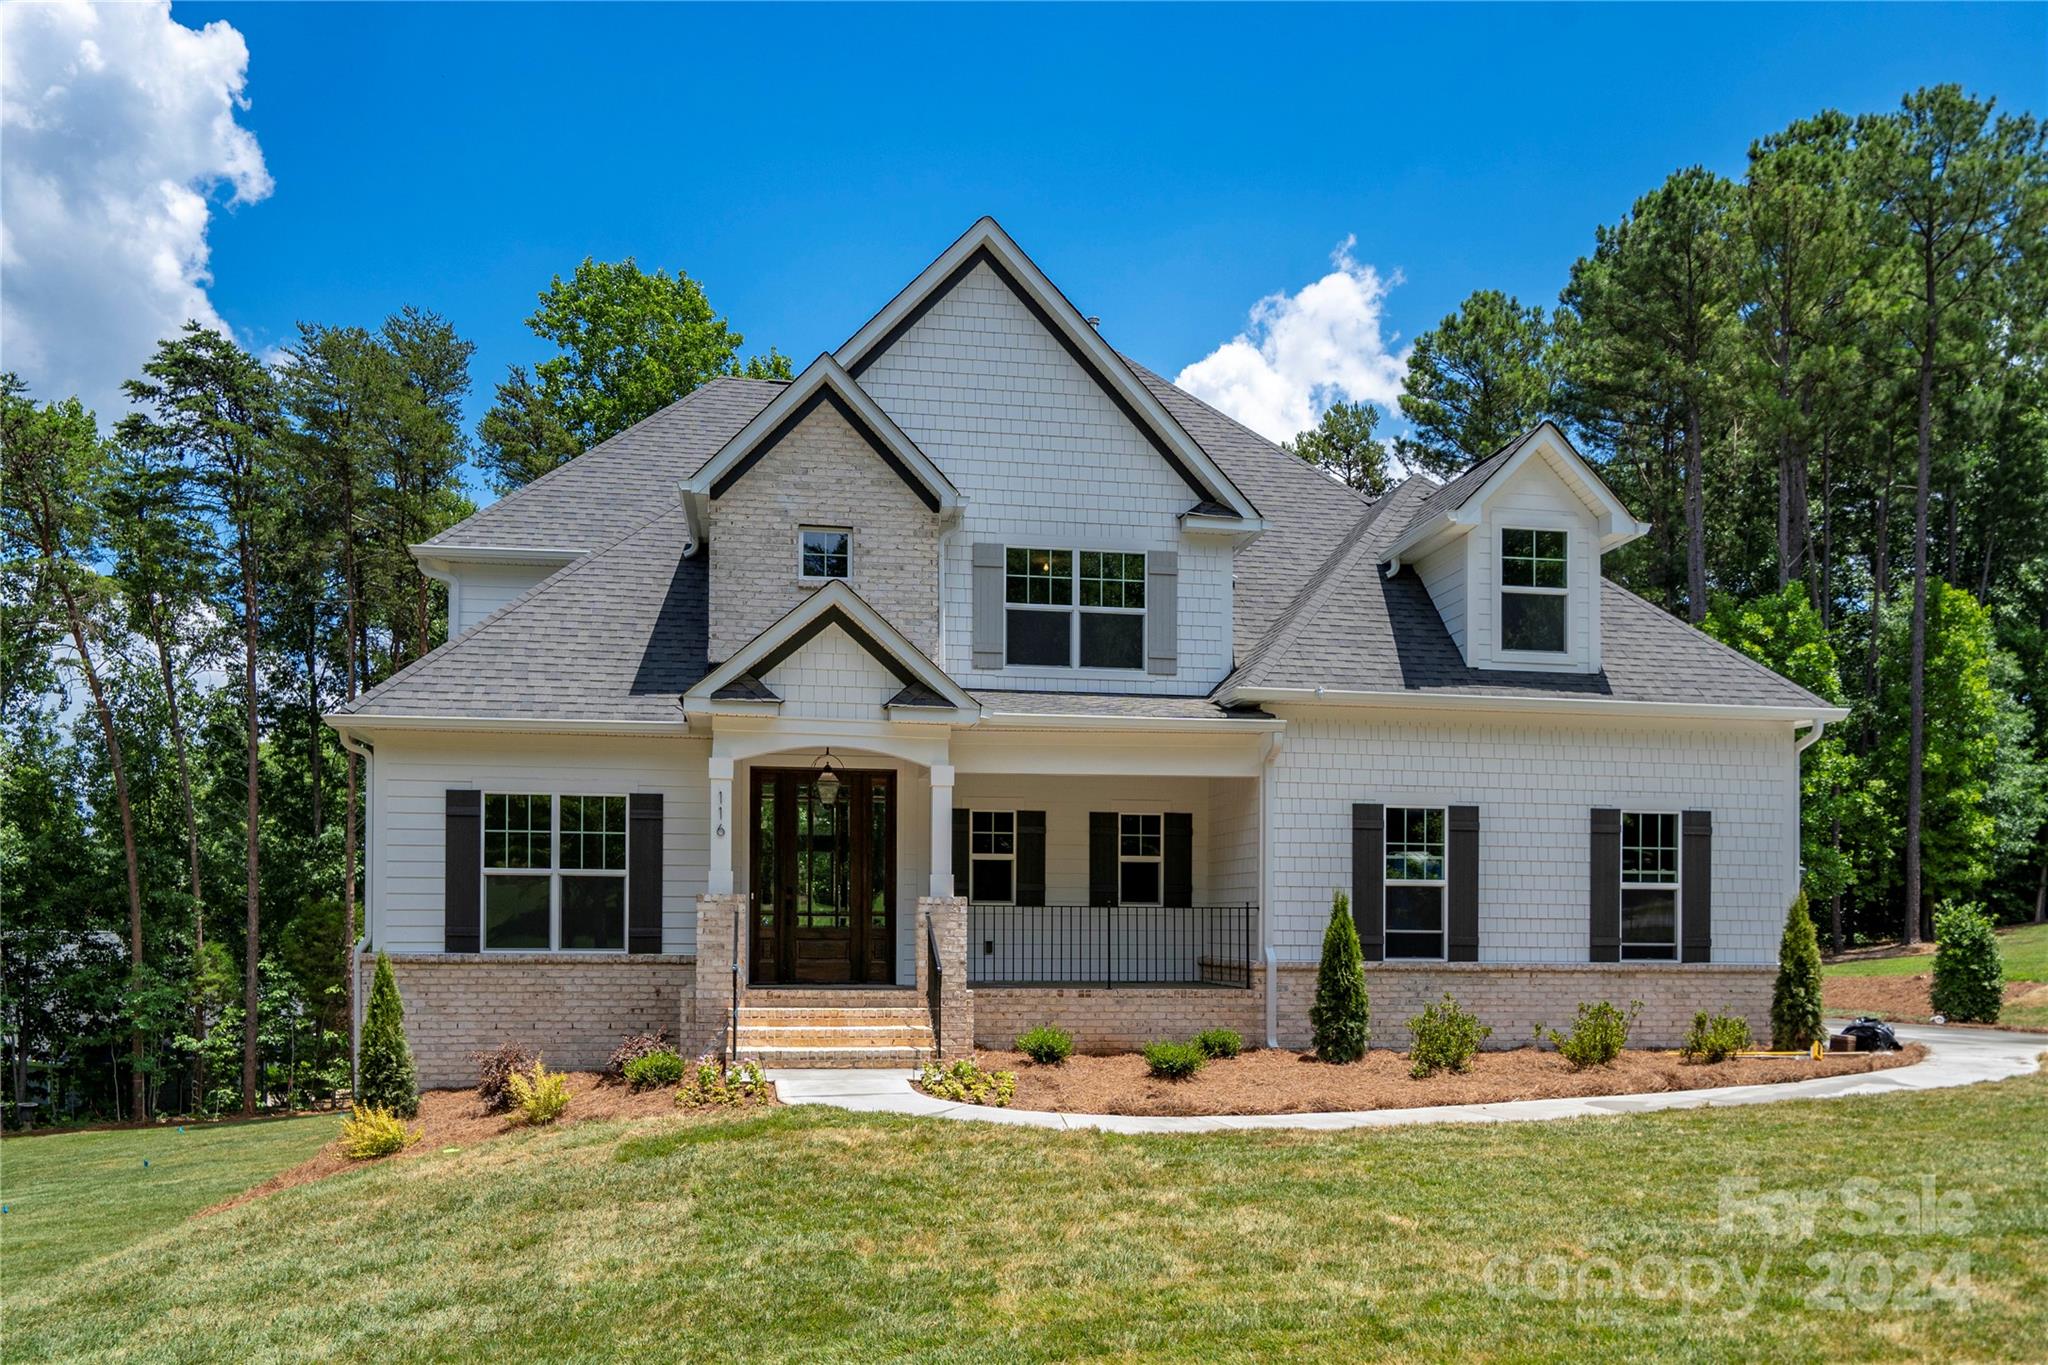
472, 1044, 534, 1114
357, 953, 419, 1117
1680, 1011, 1754, 1064
623, 1049, 688, 1091
1015, 1025, 1075, 1065
1931, 901, 2004, 1024
1771, 893, 1826, 1049
1406, 993, 1491, 1078
1142, 1040, 1206, 1080
340, 1105, 420, 1160
1310, 890, 1370, 1063
603, 1031, 672, 1085
1192, 1028, 1243, 1059
1538, 1000, 1638, 1069
505, 1059, 571, 1124
677, 1057, 770, 1108
918, 1057, 1015, 1107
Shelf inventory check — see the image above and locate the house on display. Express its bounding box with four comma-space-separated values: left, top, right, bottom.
331, 218, 1846, 1083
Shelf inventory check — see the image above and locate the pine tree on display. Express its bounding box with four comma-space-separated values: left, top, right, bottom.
357, 952, 419, 1116
1310, 892, 1370, 1063
1770, 893, 1825, 1049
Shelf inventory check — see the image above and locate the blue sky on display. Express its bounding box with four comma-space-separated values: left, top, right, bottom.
6, 3, 2042, 502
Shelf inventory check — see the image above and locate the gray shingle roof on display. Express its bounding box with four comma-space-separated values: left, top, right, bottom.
1387, 425, 1540, 535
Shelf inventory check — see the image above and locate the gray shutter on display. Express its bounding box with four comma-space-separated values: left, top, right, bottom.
1448, 805, 1479, 962
1016, 811, 1046, 907
972, 543, 1005, 669
1682, 809, 1713, 963
445, 790, 481, 953
1146, 550, 1179, 676
628, 793, 663, 954
1089, 812, 1118, 907
952, 808, 970, 899
1590, 808, 1621, 962
1352, 803, 1384, 962
1163, 812, 1193, 907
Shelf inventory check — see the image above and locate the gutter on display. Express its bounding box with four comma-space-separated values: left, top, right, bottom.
1226, 686, 1850, 727
336, 728, 375, 1088
1794, 718, 1830, 754
1260, 731, 1286, 1049
323, 712, 693, 737
972, 710, 1284, 733
407, 543, 587, 566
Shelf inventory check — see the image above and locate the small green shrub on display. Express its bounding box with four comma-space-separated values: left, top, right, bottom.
1142, 1040, 1206, 1080
472, 1043, 533, 1114
1538, 1000, 1638, 1069
505, 1059, 571, 1124
340, 1105, 420, 1160
1310, 890, 1370, 1063
1407, 993, 1491, 1078
1679, 1011, 1754, 1064
1931, 901, 2004, 1024
603, 1030, 672, 1085
1192, 1028, 1243, 1059
1771, 893, 1826, 1049
918, 1057, 1016, 1106
1015, 1025, 1075, 1065
677, 1057, 770, 1108
623, 1049, 688, 1091
357, 952, 419, 1117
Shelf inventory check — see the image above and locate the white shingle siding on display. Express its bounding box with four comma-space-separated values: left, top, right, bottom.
450, 562, 557, 637
1469, 455, 1602, 673
761, 624, 904, 721
1415, 539, 1467, 658
1208, 776, 1261, 907
1265, 708, 1798, 967
952, 773, 1226, 905
857, 261, 1233, 692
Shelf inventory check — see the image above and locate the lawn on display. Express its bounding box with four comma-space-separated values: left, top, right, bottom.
1825, 921, 2048, 1030
1825, 920, 2048, 980
4, 1069, 2045, 1362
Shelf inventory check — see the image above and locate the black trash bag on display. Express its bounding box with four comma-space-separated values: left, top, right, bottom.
1838, 1017, 1903, 1052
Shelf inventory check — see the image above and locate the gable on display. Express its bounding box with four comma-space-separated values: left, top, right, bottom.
760, 623, 906, 722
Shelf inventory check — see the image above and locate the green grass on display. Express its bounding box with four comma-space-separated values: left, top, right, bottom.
4, 1070, 2046, 1362
1826, 920, 2048, 980
0, 1114, 337, 1292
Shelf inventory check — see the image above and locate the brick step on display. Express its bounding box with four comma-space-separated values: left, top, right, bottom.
743, 988, 921, 1010
742, 1045, 931, 1069
739, 1007, 932, 1028
738, 1024, 935, 1049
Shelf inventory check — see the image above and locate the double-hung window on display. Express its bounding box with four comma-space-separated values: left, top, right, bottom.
1620, 811, 1679, 960
1004, 548, 1146, 669
1118, 813, 1162, 905
1384, 806, 1447, 959
483, 793, 628, 951
969, 810, 1015, 904
1500, 528, 1568, 653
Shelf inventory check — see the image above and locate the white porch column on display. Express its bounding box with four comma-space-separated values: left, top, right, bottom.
708, 755, 735, 895
928, 763, 956, 899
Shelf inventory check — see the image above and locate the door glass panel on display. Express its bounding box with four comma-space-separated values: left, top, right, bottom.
868, 780, 890, 933
798, 779, 851, 928
755, 782, 777, 935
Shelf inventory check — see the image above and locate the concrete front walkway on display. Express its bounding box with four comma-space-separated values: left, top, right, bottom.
767, 1023, 2045, 1135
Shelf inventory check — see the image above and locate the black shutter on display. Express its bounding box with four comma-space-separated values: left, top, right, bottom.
1448, 805, 1479, 962
628, 793, 663, 954
1016, 811, 1046, 907
1163, 812, 1193, 907
1590, 808, 1621, 962
1682, 809, 1713, 963
445, 789, 481, 953
952, 808, 970, 899
1352, 803, 1384, 962
1089, 812, 1118, 907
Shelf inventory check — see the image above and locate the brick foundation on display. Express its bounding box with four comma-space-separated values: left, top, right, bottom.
361, 953, 694, 1089
976, 985, 1264, 1053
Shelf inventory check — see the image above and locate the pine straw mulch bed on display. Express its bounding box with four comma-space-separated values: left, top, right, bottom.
204, 1071, 776, 1214
1824, 974, 2048, 1029
975, 1044, 1926, 1117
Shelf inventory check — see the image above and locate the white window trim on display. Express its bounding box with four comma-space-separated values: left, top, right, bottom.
1619, 808, 1683, 961
968, 808, 1017, 906
481, 791, 630, 954
1004, 547, 1149, 672
797, 526, 852, 583
1497, 525, 1571, 659
1117, 812, 1163, 907
1383, 805, 1448, 962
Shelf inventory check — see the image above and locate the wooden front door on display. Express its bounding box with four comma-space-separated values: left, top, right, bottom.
749, 768, 896, 985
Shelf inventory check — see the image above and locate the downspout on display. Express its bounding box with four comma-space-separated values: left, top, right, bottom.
1793, 718, 1828, 754
337, 729, 375, 1086
1260, 730, 1287, 1049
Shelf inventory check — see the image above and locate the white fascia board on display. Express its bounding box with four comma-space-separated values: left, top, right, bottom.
409, 543, 587, 568
974, 709, 1286, 733
1180, 510, 1268, 538
1223, 686, 1850, 726
833, 216, 1261, 524
322, 712, 692, 737
883, 704, 976, 725
681, 697, 782, 718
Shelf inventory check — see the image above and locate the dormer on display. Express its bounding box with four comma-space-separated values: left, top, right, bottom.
1381, 423, 1649, 675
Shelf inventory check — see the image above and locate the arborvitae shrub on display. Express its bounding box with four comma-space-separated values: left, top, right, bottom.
1771, 893, 1826, 1049
1931, 901, 2003, 1024
358, 952, 419, 1117
1310, 891, 1370, 1063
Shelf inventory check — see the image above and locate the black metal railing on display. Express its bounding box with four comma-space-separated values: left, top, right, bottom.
966, 904, 1256, 988
925, 914, 944, 1049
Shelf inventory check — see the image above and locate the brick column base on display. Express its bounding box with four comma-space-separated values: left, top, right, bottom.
692, 893, 749, 1056
916, 896, 973, 1059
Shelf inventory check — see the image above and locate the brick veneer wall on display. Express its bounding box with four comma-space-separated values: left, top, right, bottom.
362, 954, 693, 1089
976, 985, 1264, 1054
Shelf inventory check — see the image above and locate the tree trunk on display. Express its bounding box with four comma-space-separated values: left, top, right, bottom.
1776, 346, 1793, 591
240, 529, 262, 1115
1865, 440, 1891, 730
307, 623, 322, 838
1819, 429, 1834, 626
144, 595, 207, 1107
1904, 299, 1936, 949
1684, 402, 1706, 623
2033, 857, 2045, 925
342, 481, 361, 1093
1944, 488, 1959, 585
1830, 817, 1845, 955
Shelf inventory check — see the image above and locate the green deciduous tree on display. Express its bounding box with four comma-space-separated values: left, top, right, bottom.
1396, 290, 1558, 479
1284, 400, 1392, 496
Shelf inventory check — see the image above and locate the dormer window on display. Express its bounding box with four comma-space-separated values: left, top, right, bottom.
799, 527, 851, 581
1500, 528, 1567, 653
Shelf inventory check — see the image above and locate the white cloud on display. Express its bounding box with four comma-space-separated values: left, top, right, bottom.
1, 0, 270, 423
1175, 235, 1410, 445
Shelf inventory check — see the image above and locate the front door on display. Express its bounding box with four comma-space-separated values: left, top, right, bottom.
749, 768, 896, 985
